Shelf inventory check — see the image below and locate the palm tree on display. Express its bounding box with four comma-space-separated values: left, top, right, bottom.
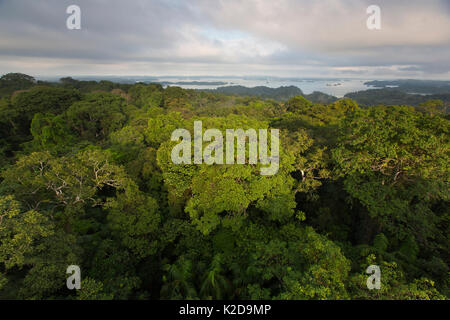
200, 254, 231, 299
160, 257, 197, 299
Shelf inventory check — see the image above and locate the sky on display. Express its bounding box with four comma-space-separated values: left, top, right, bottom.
0, 0, 449, 79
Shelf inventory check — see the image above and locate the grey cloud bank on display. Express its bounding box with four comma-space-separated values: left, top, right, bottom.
0, 0, 449, 78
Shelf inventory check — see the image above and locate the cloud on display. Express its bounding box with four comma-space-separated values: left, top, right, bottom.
0, 0, 449, 78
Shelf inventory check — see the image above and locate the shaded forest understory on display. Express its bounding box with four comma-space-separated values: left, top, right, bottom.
0, 73, 448, 300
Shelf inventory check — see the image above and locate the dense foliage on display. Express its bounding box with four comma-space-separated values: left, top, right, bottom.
0, 73, 448, 300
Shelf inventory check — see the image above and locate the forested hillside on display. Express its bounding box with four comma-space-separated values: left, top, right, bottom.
201, 85, 338, 103
345, 88, 450, 111
0, 73, 448, 300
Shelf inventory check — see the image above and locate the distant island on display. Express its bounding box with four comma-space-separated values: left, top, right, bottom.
345, 88, 450, 111
157, 81, 229, 86
200, 85, 338, 104
365, 79, 450, 95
